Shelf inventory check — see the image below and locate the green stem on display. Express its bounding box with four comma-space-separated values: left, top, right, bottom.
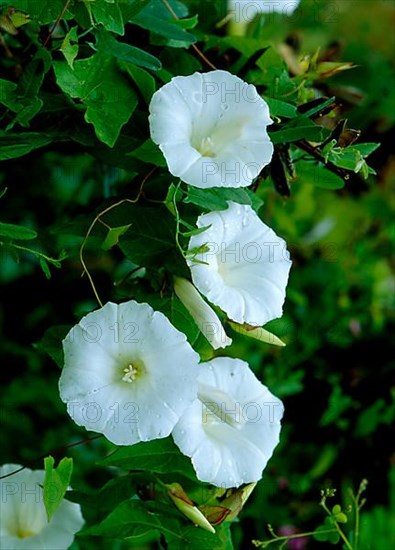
354, 499, 360, 550
352, 481, 367, 550
321, 501, 354, 550
172, 182, 187, 258
4, 242, 60, 265
253, 528, 338, 548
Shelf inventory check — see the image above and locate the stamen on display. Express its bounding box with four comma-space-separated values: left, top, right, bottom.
198, 136, 216, 157
122, 363, 138, 383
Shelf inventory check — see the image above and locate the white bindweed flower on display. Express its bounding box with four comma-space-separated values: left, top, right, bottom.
172, 357, 284, 488
0, 464, 84, 549
59, 301, 199, 445
187, 201, 291, 326
149, 70, 273, 188
174, 276, 232, 350
228, 0, 300, 20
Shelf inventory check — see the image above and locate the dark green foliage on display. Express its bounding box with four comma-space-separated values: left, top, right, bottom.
1, 1, 393, 549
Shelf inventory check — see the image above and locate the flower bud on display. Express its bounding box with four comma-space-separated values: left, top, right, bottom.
174, 277, 232, 350
167, 483, 215, 534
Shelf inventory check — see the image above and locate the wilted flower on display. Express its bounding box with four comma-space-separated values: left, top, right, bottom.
149, 70, 273, 188
172, 357, 284, 488
0, 464, 84, 549
59, 301, 199, 445
187, 201, 291, 326
174, 276, 232, 349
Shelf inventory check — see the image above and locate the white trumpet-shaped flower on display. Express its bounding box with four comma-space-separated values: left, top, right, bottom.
228, 0, 300, 20
174, 277, 232, 350
0, 464, 84, 549
187, 201, 292, 326
172, 357, 284, 488
149, 70, 273, 188
59, 301, 199, 446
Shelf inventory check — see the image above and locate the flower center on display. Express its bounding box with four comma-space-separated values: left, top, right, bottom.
6, 501, 47, 539
198, 382, 246, 430
121, 363, 139, 383
16, 527, 37, 539
196, 136, 216, 158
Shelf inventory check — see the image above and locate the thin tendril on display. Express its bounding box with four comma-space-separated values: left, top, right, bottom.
161, 0, 217, 70
43, 0, 73, 47
79, 170, 154, 307
0, 434, 103, 480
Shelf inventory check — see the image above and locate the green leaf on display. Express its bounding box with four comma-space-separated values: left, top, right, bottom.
320, 384, 353, 427
0, 67, 43, 129
117, 205, 176, 266
295, 161, 345, 190
120, 0, 152, 21
270, 121, 326, 144
43, 456, 73, 521
0, 222, 37, 240
8, 9, 31, 28
313, 522, 339, 544
332, 504, 341, 514
99, 437, 197, 480
355, 397, 395, 438
91, 0, 124, 35
128, 139, 166, 166
164, 183, 183, 215
61, 26, 79, 69
172, 14, 199, 30
54, 53, 138, 147
184, 187, 263, 212
0, 79, 18, 107
33, 325, 70, 367
263, 97, 297, 118
119, 62, 156, 103
299, 97, 336, 119
352, 142, 380, 157
14, 0, 73, 25
327, 147, 364, 172
80, 498, 218, 547
67, 474, 146, 512
132, 2, 196, 45
39, 257, 52, 279
102, 224, 132, 250
180, 224, 212, 237
97, 29, 162, 71
81, 500, 216, 548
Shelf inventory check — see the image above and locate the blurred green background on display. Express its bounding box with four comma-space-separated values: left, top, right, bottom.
1, 0, 394, 548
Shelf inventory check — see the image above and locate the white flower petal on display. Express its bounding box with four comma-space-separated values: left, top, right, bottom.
149, 70, 273, 188
187, 201, 291, 326
0, 465, 84, 550
228, 0, 301, 19
174, 277, 232, 349
172, 358, 284, 488
59, 300, 199, 445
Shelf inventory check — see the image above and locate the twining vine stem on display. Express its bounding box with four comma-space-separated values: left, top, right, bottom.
79, 169, 154, 307
43, 0, 73, 47
161, 0, 218, 70
0, 434, 103, 480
